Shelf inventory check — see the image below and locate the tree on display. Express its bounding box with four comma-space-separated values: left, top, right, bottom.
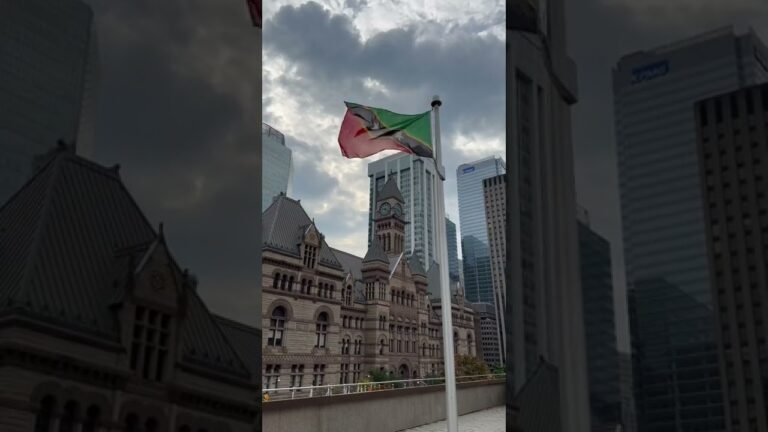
455, 354, 490, 380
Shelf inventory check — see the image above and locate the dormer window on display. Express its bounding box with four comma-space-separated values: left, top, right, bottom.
303, 244, 317, 268
130, 306, 171, 382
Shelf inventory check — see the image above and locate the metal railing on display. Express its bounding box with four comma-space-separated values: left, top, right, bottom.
262, 373, 505, 401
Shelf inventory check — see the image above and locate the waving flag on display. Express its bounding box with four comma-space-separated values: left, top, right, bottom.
337, 102, 433, 159
247, 0, 261, 28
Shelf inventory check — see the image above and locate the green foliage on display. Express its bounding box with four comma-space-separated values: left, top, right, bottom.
455, 354, 490, 379
491, 365, 506, 375
368, 369, 391, 383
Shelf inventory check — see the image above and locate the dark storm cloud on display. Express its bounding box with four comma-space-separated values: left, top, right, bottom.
82, 0, 262, 327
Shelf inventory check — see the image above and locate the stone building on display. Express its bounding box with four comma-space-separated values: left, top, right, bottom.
262, 178, 477, 389
0, 147, 260, 431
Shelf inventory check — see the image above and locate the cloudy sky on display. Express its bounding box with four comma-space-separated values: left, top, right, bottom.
263, 0, 506, 256
80, 0, 768, 341
83, 0, 262, 328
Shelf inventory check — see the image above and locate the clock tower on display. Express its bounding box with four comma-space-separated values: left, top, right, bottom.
373, 177, 408, 256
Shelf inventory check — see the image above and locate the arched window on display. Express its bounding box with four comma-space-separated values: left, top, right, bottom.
453, 332, 458, 354
301, 279, 307, 294
330, 285, 334, 299
125, 413, 140, 432
422, 343, 426, 356
306, 280, 313, 295
288, 276, 295, 291
315, 312, 328, 348
268, 307, 286, 346
380, 339, 386, 355
59, 400, 78, 432
346, 285, 352, 305
34, 395, 56, 432
82, 405, 101, 432
355, 338, 363, 355
467, 334, 474, 356
281, 274, 287, 290
273, 273, 280, 288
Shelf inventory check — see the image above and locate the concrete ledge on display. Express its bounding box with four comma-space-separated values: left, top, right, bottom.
263, 379, 505, 432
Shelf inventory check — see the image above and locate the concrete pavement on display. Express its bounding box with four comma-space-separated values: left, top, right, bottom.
398, 406, 505, 432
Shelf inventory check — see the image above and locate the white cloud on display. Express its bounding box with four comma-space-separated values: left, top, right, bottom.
264, 0, 504, 256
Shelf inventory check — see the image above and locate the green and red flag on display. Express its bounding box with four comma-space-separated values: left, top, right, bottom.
338, 102, 433, 159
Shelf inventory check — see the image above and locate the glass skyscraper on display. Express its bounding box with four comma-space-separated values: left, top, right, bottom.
367, 153, 442, 270
446, 216, 460, 283
456, 156, 505, 305
614, 27, 768, 432
578, 211, 621, 432
261, 123, 293, 210
0, 0, 98, 205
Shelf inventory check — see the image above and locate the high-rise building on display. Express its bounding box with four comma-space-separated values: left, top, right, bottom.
696, 83, 768, 431
367, 153, 443, 271
577, 209, 620, 432
614, 27, 768, 431
456, 156, 506, 306
471, 302, 501, 367
484, 173, 507, 366
446, 217, 460, 283
0, 0, 99, 205
618, 352, 638, 432
508, 0, 590, 429
261, 123, 293, 210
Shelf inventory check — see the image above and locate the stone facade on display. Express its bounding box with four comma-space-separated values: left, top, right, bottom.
262, 178, 478, 390
0, 149, 259, 432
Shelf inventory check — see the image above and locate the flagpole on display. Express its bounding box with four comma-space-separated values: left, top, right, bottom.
432, 95, 458, 432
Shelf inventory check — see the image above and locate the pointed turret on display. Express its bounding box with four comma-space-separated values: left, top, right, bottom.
373, 177, 407, 256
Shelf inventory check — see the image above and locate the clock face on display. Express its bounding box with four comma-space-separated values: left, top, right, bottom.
380, 202, 391, 216
150, 271, 165, 291
393, 205, 402, 217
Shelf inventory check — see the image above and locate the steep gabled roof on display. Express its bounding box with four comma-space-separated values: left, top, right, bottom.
426, 261, 442, 298
0, 150, 253, 380
362, 239, 389, 264
215, 315, 261, 376
0, 149, 156, 338
330, 248, 367, 305
407, 254, 426, 277
377, 177, 404, 203
262, 196, 342, 269
333, 248, 363, 280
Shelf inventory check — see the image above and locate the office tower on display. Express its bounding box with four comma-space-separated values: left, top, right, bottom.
261, 123, 293, 210
696, 83, 768, 431
484, 173, 507, 365
577, 209, 621, 432
456, 156, 506, 305
618, 353, 638, 432
0, 0, 99, 205
367, 153, 443, 270
471, 302, 501, 367
614, 27, 768, 431
508, 0, 590, 429
446, 217, 460, 283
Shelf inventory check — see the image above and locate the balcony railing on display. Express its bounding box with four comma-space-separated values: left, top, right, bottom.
262, 373, 505, 401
